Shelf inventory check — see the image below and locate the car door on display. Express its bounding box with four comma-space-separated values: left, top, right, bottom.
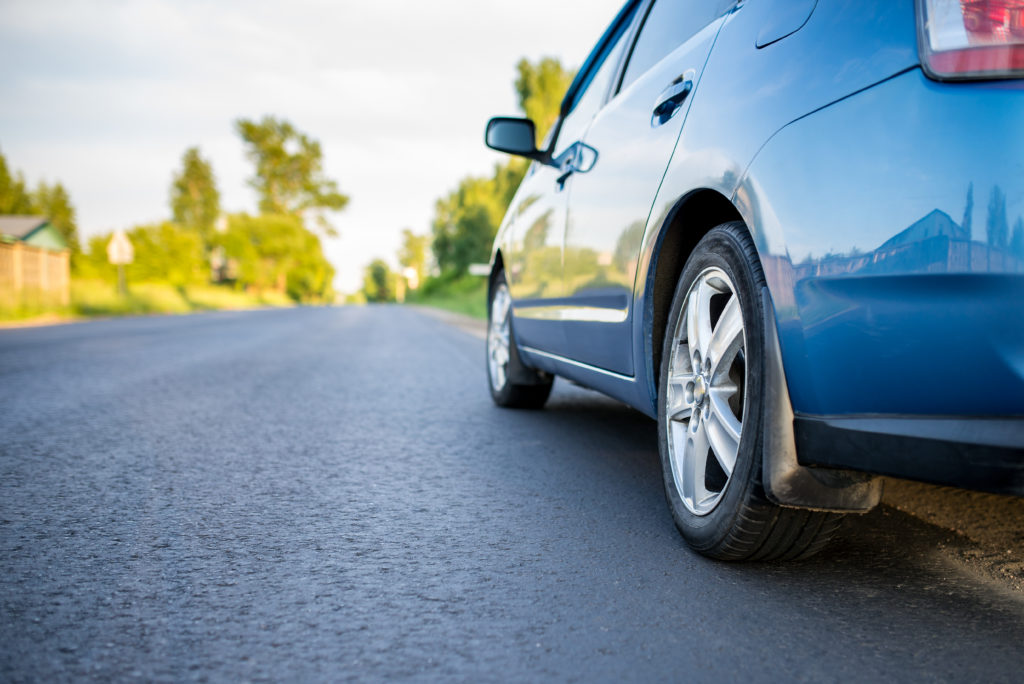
504, 1, 643, 359
560, 0, 735, 375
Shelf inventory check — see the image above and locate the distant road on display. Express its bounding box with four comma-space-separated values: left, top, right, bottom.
1, 306, 1022, 681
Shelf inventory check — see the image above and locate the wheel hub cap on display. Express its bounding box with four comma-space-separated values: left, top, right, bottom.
690, 375, 707, 408
665, 268, 747, 516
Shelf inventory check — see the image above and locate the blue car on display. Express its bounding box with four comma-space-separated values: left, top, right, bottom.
483, 0, 1024, 560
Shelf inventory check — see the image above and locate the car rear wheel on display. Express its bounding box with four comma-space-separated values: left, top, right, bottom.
487, 271, 553, 409
658, 222, 842, 560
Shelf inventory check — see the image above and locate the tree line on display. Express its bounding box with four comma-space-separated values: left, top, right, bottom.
361, 57, 574, 304
2, 116, 346, 305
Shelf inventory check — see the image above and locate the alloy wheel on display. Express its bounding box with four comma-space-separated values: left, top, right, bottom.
665, 267, 747, 516
488, 283, 512, 392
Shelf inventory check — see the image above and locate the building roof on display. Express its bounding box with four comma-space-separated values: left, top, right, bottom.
0, 215, 50, 240
878, 209, 969, 251
0, 215, 68, 251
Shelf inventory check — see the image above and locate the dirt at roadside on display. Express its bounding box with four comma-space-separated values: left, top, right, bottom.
881, 477, 1024, 592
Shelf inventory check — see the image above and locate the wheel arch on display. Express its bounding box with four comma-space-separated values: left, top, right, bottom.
488, 250, 506, 306
642, 188, 744, 398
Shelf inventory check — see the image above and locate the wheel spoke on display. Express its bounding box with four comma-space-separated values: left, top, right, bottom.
680, 420, 711, 507
707, 295, 743, 380
706, 389, 741, 476
666, 368, 695, 421
686, 279, 713, 360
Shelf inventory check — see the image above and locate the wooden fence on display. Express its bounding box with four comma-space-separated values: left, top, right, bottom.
0, 241, 70, 309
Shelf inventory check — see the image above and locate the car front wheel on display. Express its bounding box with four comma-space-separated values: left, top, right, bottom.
487, 271, 553, 409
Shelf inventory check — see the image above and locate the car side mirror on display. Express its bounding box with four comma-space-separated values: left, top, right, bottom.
485, 117, 546, 162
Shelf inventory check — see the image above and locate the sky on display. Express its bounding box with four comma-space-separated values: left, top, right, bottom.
0, 0, 623, 292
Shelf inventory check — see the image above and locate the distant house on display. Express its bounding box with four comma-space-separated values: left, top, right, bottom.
0, 215, 71, 310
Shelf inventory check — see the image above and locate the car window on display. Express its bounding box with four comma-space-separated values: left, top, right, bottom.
566, 16, 636, 127
549, 1, 641, 156
618, 0, 735, 94
564, 1, 641, 117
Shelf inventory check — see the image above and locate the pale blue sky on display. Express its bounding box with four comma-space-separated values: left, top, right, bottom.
0, 0, 623, 291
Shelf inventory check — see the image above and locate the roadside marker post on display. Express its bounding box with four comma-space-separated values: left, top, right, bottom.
106, 231, 134, 296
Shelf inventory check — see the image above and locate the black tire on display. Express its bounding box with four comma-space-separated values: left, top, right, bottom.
487, 270, 553, 409
657, 222, 842, 560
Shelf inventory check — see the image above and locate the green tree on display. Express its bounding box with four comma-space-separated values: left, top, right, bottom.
0, 149, 35, 214
32, 181, 80, 256
398, 228, 429, 286
514, 56, 575, 144
428, 57, 574, 278
362, 258, 396, 302
235, 116, 349, 236
170, 147, 220, 244
214, 213, 334, 302
126, 222, 206, 288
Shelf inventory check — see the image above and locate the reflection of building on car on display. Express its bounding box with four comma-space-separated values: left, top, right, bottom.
482, 0, 1024, 560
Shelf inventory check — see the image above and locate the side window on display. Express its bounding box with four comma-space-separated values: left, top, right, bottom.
566, 19, 635, 126
618, 0, 734, 94
550, 2, 641, 156
563, 3, 641, 117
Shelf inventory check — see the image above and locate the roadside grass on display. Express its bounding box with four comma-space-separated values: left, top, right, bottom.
185, 284, 293, 310
0, 279, 296, 325
406, 275, 487, 319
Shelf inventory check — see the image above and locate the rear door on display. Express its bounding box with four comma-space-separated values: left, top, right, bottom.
560, 0, 734, 375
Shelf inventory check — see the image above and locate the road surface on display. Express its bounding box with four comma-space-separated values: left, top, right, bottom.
1, 306, 1022, 682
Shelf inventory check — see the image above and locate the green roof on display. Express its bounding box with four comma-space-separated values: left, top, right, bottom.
0, 215, 67, 251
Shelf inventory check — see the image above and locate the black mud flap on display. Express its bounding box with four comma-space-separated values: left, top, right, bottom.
759, 288, 882, 512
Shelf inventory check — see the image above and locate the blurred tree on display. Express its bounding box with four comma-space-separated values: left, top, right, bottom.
235, 116, 349, 236
75, 233, 117, 282
214, 213, 334, 302
397, 228, 429, 286
986, 185, 1008, 248
1011, 217, 1024, 260
362, 258, 396, 302
961, 182, 974, 238
431, 173, 503, 276
514, 56, 575, 144
0, 150, 36, 214
1, 150, 81, 262
427, 57, 574, 279
126, 222, 205, 288
170, 147, 221, 245
32, 181, 80, 256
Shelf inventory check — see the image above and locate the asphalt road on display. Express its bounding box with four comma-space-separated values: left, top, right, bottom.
1, 306, 1022, 682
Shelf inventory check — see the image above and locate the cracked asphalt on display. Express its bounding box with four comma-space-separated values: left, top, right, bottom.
1, 306, 1022, 682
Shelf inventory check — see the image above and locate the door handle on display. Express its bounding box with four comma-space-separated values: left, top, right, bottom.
652, 73, 694, 126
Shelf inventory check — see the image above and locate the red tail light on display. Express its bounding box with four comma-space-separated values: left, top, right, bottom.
918, 0, 1024, 79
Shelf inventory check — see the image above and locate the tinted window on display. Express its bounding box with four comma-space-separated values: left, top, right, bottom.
564, 2, 641, 116
550, 2, 640, 156
618, 0, 733, 93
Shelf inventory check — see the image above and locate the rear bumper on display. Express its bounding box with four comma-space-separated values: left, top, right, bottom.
795, 415, 1024, 495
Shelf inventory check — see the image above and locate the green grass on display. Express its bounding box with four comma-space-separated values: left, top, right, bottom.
185, 284, 293, 310
0, 279, 297, 325
406, 275, 487, 319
